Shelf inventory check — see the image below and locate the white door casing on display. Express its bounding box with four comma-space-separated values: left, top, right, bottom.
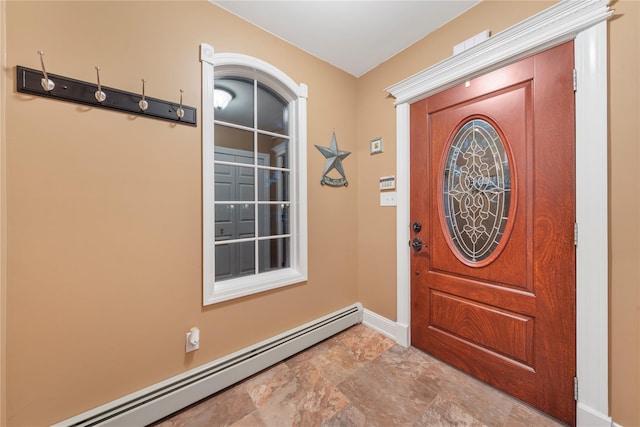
386, 1, 612, 425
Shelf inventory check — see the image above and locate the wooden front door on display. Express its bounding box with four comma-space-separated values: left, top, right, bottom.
410, 42, 576, 425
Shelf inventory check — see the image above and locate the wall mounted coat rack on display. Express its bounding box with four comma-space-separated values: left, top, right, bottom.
16, 66, 197, 126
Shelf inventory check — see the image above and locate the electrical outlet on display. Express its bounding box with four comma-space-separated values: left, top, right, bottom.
186, 327, 200, 352
380, 192, 397, 206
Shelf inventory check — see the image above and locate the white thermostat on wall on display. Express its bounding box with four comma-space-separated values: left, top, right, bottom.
379, 176, 396, 190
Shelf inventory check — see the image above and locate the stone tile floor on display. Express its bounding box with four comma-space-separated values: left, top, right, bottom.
152, 324, 565, 426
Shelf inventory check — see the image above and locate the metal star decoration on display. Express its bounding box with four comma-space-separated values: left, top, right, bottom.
315, 132, 351, 186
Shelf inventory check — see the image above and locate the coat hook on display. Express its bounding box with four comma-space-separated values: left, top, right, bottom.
37, 50, 55, 92
139, 79, 148, 111
176, 89, 185, 119
94, 66, 106, 102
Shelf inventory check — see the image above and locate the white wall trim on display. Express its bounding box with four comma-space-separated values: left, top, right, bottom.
577, 402, 613, 427
386, 0, 612, 105
362, 309, 407, 343
52, 304, 363, 427
386, 0, 612, 423
208, 52, 302, 101
199, 43, 308, 305
574, 21, 610, 426
395, 102, 411, 349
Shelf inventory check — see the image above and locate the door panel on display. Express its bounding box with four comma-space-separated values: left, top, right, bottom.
410, 42, 576, 425
214, 149, 257, 279
430, 290, 535, 365
429, 85, 530, 290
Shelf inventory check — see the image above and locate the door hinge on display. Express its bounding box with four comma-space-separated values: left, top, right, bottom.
574, 377, 579, 401
574, 222, 578, 246
573, 68, 577, 92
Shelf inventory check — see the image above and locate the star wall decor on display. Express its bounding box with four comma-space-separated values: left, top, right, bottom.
315, 132, 351, 186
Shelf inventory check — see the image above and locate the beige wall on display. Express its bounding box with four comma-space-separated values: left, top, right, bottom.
1, 0, 7, 424
609, 0, 640, 424
2, 0, 639, 426
3, 1, 358, 425
355, 0, 556, 325
355, 0, 639, 425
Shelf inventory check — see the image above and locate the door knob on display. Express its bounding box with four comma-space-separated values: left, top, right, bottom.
411, 237, 427, 252
412, 222, 422, 233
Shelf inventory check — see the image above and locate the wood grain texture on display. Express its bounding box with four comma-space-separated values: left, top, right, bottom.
428, 85, 531, 290
531, 41, 576, 425
411, 42, 576, 426
410, 100, 429, 264
430, 290, 534, 364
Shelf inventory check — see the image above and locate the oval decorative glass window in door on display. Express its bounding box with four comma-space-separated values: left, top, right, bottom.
442, 118, 512, 264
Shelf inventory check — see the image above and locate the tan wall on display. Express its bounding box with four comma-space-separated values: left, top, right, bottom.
355, 0, 555, 322
1, 0, 7, 425
2, 0, 639, 426
609, 1, 640, 425
356, 0, 640, 425
3, 1, 358, 425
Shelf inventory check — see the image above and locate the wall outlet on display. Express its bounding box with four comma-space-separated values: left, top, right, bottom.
186, 327, 200, 352
380, 192, 397, 206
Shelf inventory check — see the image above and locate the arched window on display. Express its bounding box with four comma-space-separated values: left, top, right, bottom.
200, 44, 308, 305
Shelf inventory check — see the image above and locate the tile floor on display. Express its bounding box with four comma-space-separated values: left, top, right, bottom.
152, 324, 565, 427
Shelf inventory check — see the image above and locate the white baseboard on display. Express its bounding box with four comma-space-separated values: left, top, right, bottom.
362, 309, 409, 347
396, 322, 410, 347
362, 310, 620, 427
50, 304, 618, 427
51, 303, 363, 427
577, 402, 613, 426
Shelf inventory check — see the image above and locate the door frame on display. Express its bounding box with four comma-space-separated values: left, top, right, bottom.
386, 1, 612, 425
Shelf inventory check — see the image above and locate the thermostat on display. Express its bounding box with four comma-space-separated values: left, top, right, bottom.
379, 176, 396, 190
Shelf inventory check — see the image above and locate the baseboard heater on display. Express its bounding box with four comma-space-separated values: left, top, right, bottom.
52, 303, 363, 427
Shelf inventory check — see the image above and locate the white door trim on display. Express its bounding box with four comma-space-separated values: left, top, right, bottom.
386, 1, 612, 424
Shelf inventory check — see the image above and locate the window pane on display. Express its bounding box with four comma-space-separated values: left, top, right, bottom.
258, 238, 290, 273
215, 241, 255, 281
443, 118, 511, 263
258, 204, 290, 237
215, 164, 254, 202
257, 83, 288, 135
215, 203, 256, 241
258, 170, 289, 202
258, 134, 289, 169
214, 78, 254, 128
214, 126, 253, 160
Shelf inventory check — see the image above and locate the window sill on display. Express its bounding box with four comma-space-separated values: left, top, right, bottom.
204, 268, 308, 305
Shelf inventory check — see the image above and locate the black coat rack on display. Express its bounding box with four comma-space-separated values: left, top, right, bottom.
16, 65, 197, 126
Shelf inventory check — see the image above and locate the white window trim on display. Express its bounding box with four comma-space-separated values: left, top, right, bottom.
200, 43, 308, 305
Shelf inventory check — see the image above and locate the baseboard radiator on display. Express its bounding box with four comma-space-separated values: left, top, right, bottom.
53, 303, 363, 427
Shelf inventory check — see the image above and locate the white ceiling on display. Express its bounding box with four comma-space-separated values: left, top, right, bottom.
210, 1, 480, 77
